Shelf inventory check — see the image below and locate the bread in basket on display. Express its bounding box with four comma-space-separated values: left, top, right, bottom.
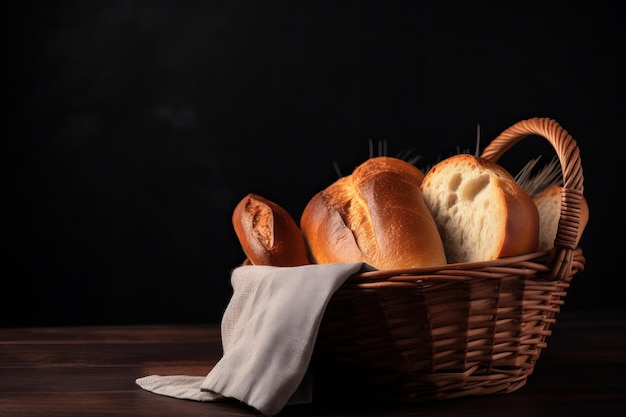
310, 117, 587, 403
231, 117, 587, 404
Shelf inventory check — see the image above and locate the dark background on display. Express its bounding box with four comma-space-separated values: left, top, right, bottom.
3, 1, 624, 327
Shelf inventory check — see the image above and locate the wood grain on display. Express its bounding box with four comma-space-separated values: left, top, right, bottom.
1, 312, 625, 416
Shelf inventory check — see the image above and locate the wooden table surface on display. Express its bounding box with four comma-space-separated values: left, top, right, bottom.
1, 310, 625, 417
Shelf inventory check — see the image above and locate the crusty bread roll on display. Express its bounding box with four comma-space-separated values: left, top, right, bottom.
300, 156, 447, 270
232, 193, 310, 267
420, 153, 539, 263
533, 184, 589, 251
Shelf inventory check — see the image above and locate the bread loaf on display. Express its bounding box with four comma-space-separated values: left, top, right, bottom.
533, 184, 589, 251
232, 193, 310, 267
420, 153, 539, 263
300, 156, 447, 270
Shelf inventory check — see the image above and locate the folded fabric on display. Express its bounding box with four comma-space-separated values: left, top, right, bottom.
136, 262, 371, 416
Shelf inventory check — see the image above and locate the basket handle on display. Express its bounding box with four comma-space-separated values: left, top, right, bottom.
480, 117, 585, 280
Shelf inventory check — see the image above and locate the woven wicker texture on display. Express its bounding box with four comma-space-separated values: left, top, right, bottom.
312, 118, 586, 403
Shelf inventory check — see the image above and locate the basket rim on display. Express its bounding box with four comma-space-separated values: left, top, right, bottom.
345, 239, 584, 283
355, 249, 551, 276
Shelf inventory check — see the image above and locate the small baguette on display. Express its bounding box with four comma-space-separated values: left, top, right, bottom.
232, 193, 310, 267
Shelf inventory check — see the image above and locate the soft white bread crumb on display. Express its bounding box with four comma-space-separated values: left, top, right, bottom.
533, 184, 589, 251
421, 154, 539, 263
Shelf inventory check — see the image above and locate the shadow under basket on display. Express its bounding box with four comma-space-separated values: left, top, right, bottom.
311, 117, 587, 403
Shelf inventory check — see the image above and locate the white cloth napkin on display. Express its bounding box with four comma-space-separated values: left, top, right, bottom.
136, 262, 370, 416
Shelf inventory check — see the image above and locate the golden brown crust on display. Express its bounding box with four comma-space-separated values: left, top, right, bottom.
232, 193, 310, 267
496, 176, 541, 257
300, 156, 447, 270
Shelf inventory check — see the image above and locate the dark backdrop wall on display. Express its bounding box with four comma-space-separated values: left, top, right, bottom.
3, 1, 624, 327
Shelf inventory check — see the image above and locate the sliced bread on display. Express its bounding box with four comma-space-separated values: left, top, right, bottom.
421, 153, 539, 263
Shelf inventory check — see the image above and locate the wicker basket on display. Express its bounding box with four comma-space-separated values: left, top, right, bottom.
311, 117, 587, 403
